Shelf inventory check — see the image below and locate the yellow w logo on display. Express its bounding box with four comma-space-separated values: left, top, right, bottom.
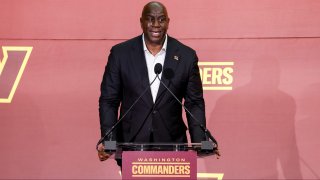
0, 46, 32, 103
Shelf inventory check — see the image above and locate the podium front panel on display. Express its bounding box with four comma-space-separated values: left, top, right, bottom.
122, 151, 197, 179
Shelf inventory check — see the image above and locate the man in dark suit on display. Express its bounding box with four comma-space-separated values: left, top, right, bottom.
98, 1, 207, 161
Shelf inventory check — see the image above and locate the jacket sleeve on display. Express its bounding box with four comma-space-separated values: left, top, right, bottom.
99, 47, 122, 140
184, 51, 207, 142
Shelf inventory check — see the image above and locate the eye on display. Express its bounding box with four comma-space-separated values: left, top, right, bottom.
146, 16, 155, 23
158, 17, 167, 23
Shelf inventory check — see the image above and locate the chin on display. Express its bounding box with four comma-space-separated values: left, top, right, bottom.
148, 35, 165, 45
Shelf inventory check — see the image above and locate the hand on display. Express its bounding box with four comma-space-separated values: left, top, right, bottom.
97, 145, 113, 161
215, 149, 221, 159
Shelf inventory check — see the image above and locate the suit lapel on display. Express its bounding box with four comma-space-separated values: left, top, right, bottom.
155, 37, 180, 103
130, 36, 154, 106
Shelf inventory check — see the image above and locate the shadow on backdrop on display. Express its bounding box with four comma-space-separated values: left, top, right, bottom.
207, 56, 302, 179
297, 83, 320, 179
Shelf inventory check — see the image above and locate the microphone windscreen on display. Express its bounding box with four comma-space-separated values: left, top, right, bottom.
154, 63, 163, 74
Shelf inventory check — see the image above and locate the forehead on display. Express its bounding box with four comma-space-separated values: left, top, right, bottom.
142, 3, 167, 17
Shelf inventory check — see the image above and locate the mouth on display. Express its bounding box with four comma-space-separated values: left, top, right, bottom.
150, 31, 161, 37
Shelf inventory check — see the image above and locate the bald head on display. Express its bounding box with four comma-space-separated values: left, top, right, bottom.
142, 1, 168, 17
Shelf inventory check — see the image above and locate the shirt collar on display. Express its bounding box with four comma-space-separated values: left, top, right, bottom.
142, 34, 168, 53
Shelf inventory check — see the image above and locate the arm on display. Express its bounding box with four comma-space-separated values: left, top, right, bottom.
99, 47, 122, 141
184, 52, 207, 143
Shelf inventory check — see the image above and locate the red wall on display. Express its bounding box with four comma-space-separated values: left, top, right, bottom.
1, 0, 320, 179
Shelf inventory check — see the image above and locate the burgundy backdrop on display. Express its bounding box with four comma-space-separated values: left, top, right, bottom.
1, 0, 320, 179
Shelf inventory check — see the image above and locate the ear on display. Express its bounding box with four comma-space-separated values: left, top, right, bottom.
140, 17, 143, 29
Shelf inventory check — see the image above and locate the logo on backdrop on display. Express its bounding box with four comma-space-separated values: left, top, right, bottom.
0, 46, 33, 103
198, 62, 234, 90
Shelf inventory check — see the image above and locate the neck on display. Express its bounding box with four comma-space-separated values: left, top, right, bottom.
146, 43, 162, 55
144, 35, 166, 56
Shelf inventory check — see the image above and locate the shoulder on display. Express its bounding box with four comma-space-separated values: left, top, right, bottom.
168, 36, 196, 55
111, 35, 141, 52
168, 36, 198, 67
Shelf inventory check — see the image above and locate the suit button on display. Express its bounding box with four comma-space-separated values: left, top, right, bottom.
153, 110, 158, 114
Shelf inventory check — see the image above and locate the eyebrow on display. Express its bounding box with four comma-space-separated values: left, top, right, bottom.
145, 14, 166, 17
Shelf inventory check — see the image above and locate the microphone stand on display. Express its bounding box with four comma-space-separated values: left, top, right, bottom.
96, 74, 160, 151
156, 76, 219, 149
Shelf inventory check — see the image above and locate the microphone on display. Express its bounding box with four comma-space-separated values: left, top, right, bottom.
154, 63, 162, 74
96, 63, 162, 151
157, 66, 218, 149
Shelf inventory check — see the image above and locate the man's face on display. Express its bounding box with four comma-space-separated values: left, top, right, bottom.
140, 4, 170, 46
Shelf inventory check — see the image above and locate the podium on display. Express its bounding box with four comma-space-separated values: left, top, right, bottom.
104, 141, 217, 179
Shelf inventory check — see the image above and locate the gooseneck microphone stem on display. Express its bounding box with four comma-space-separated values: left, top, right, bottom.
156, 76, 218, 147
96, 63, 163, 151
96, 74, 159, 151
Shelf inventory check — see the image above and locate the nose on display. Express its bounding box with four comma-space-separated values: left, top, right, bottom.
152, 19, 160, 27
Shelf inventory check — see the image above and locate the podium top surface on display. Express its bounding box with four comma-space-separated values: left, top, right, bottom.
104, 141, 217, 154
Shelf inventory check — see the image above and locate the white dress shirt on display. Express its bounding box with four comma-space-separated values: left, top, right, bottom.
142, 34, 168, 103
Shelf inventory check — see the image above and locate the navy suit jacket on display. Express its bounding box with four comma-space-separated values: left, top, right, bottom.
99, 35, 206, 143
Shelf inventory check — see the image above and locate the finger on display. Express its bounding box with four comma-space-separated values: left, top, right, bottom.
98, 146, 105, 151
100, 157, 107, 161
99, 155, 108, 161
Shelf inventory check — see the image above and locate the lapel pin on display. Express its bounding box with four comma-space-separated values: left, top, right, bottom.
173, 55, 179, 61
